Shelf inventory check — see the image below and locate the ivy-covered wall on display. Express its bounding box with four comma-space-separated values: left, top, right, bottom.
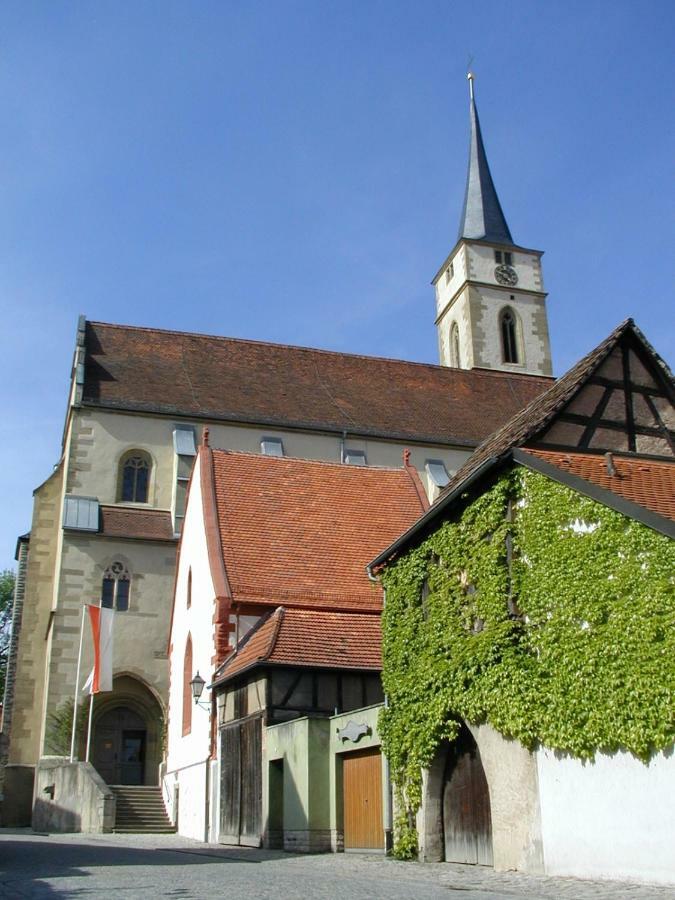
379, 466, 675, 857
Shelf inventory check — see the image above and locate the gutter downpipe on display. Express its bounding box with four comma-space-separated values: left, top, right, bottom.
368, 568, 393, 854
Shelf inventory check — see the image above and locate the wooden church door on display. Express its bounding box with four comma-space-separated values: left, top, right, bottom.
442, 725, 493, 866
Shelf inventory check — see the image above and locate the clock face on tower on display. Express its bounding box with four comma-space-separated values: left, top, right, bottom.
495, 264, 518, 286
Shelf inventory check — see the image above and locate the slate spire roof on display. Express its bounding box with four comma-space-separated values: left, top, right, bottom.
458, 78, 514, 245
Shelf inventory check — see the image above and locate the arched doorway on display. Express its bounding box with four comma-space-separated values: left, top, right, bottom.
441, 724, 493, 865
90, 675, 164, 786
420, 722, 493, 865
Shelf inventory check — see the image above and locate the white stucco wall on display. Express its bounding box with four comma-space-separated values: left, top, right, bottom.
536, 746, 675, 884
164, 454, 217, 839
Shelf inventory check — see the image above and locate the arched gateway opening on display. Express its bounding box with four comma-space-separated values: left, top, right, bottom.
90, 675, 164, 786
422, 722, 493, 865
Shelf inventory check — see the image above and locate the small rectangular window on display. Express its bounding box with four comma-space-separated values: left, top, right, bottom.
445, 262, 454, 283
62, 496, 100, 532
260, 437, 284, 457
425, 459, 450, 488
344, 449, 367, 466
494, 250, 503, 264
173, 425, 196, 457
504, 251, 513, 266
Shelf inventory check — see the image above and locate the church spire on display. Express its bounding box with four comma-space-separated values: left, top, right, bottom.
458, 73, 513, 245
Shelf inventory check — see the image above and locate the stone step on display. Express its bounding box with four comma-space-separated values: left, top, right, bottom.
109, 785, 175, 834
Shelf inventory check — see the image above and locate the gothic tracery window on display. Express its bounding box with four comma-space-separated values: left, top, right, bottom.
500, 308, 519, 364
120, 451, 151, 503
450, 322, 461, 368
101, 561, 131, 611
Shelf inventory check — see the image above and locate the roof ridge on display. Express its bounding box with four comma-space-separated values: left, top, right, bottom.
211, 447, 412, 474
85, 319, 551, 382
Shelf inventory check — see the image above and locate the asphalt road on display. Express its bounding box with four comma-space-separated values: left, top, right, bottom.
0, 831, 671, 900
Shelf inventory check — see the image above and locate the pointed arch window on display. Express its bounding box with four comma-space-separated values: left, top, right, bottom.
119, 451, 151, 503
187, 568, 192, 609
450, 322, 461, 368
500, 308, 519, 364
182, 634, 193, 736
101, 561, 131, 611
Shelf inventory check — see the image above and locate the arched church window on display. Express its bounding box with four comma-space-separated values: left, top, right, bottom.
450, 323, 461, 368
101, 561, 131, 611
500, 308, 519, 364
183, 634, 193, 736
119, 451, 151, 503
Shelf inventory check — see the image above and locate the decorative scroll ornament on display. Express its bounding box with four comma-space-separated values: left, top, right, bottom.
337, 720, 371, 743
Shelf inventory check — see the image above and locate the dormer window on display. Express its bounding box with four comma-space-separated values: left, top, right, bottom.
494, 250, 513, 266
261, 437, 284, 457
344, 449, 367, 466
425, 459, 450, 488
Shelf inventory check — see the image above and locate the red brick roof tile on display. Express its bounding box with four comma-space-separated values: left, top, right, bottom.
214, 607, 382, 683
83, 321, 551, 446
99, 506, 176, 542
523, 450, 675, 521
211, 450, 426, 610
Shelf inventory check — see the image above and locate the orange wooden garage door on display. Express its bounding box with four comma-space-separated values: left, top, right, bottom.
343, 748, 384, 850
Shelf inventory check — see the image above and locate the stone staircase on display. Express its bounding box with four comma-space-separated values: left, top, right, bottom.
110, 785, 176, 834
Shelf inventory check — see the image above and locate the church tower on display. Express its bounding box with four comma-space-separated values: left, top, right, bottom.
434, 75, 553, 376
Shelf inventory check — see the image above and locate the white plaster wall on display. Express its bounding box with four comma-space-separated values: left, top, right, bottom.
170, 760, 208, 842
165, 454, 217, 839
435, 246, 468, 317
436, 292, 474, 370
536, 747, 675, 884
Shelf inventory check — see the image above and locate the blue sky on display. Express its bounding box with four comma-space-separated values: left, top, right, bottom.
1, 1, 673, 570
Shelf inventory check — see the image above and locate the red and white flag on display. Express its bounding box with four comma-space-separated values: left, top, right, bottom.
85, 604, 114, 693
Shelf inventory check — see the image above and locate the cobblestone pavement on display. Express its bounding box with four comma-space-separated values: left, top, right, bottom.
0, 830, 672, 900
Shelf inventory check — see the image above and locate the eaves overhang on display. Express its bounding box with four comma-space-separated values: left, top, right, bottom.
366, 454, 503, 574
513, 449, 675, 540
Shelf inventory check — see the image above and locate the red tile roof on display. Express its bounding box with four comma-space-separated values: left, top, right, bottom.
214, 607, 382, 683
99, 506, 176, 542
523, 450, 675, 521
82, 321, 551, 446
211, 450, 426, 610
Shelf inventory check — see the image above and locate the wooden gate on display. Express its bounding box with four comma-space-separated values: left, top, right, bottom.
442, 725, 493, 865
219, 715, 262, 846
343, 748, 383, 850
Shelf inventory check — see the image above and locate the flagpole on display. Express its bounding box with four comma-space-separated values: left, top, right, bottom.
70, 605, 87, 762
85, 691, 95, 762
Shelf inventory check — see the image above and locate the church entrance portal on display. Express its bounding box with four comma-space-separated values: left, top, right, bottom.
92, 707, 146, 785
88, 675, 164, 786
